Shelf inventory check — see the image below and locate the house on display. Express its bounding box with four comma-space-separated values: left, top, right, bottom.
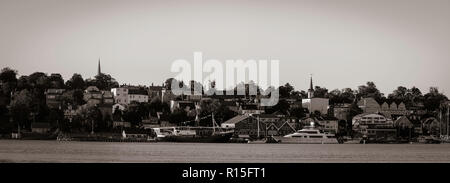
64, 105, 78, 123
239, 103, 264, 115
422, 117, 440, 136
31, 123, 51, 134
170, 100, 197, 113
128, 87, 149, 104
148, 84, 164, 100
394, 116, 414, 138
84, 86, 103, 106
112, 103, 126, 114
45, 88, 65, 109
111, 86, 149, 106
221, 115, 249, 129
357, 98, 381, 114
332, 103, 351, 121
113, 121, 131, 128
83, 86, 114, 122
227, 115, 265, 138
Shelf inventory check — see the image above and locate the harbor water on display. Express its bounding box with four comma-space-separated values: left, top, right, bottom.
1, 140, 450, 163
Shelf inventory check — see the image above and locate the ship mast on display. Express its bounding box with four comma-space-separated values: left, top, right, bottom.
212, 113, 215, 133
440, 108, 442, 136
257, 115, 260, 138
447, 106, 450, 138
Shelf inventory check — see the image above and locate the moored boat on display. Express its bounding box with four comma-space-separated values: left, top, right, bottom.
275, 122, 339, 144
152, 113, 234, 143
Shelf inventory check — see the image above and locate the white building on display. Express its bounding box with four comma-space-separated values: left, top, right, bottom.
111, 86, 149, 106
111, 87, 129, 106
301, 75, 329, 115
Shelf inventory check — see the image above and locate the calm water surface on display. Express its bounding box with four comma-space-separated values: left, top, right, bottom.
1, 140, 450, 163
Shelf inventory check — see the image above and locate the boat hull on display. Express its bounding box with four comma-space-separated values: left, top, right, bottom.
160, 132, 233, 143
276, 137, 339, 144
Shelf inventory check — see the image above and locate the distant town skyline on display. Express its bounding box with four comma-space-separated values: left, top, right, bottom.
1, 0, 450, 95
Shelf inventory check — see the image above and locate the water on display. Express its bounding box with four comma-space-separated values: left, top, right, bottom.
1, 140, 450, 163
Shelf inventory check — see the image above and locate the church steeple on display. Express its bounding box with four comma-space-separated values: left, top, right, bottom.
97, 58, 101, 76
308, 74, 314, 98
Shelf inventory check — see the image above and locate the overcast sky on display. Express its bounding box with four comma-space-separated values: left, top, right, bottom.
1, 0, 449, 95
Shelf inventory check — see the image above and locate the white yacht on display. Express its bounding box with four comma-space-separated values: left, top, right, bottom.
277, 122, 339, 144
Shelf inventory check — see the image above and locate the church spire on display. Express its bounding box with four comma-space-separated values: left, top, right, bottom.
97, 58, 101, 76
308, 74, 314, 98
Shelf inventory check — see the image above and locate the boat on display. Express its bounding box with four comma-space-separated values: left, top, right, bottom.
247, 136, 281, 144
340, 137, 363, 144
416, 136, 441, 144
152, 113, 233, 143
275, 122, 339, 144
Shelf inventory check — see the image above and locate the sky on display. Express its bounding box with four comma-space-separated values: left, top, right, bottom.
1, 0, 449, 95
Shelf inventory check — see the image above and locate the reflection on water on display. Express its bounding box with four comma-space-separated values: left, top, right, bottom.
1, 140, 450, 163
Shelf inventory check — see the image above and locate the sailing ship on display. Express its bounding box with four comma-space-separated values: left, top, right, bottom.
152, 113, 233, 143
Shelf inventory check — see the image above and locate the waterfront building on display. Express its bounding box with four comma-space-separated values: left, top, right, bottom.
31, 123, 51, 134
352, 113, 395, 138
226, 115, 266, 138
221, 115, 249, 129
112, 121, 131, 129
394, 116, 414, 139
357, 98, 381, 114
358, 98, 408, 118
421, 117, 440, 136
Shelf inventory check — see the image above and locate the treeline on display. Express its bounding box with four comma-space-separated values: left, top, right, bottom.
1, 67, 449, 134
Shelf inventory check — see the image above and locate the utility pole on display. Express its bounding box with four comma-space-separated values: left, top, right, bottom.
91, 119, 94, 135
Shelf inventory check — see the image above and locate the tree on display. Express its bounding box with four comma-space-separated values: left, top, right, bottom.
357, 81, 383, 101
0, 67, 18, 103
279, 83, 294, 99
47, 108, 64, 128
84, 106, 103, 133
328, 89, 342, 104
149, 97, 169, 115
0, 105, 12, 133
347, 101, 363, 136
341, 88, 356, 103
168, 108, 190, 126
65, 73, 86, 90
265, 99, 290, 115
27, 72, 50, 89
86, 73, 119, 90
289, 107, 307, 119
48, 73, 65, 89
423, 87, 448, 112
9, 89, 33, 130
313, 86, 328, 98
